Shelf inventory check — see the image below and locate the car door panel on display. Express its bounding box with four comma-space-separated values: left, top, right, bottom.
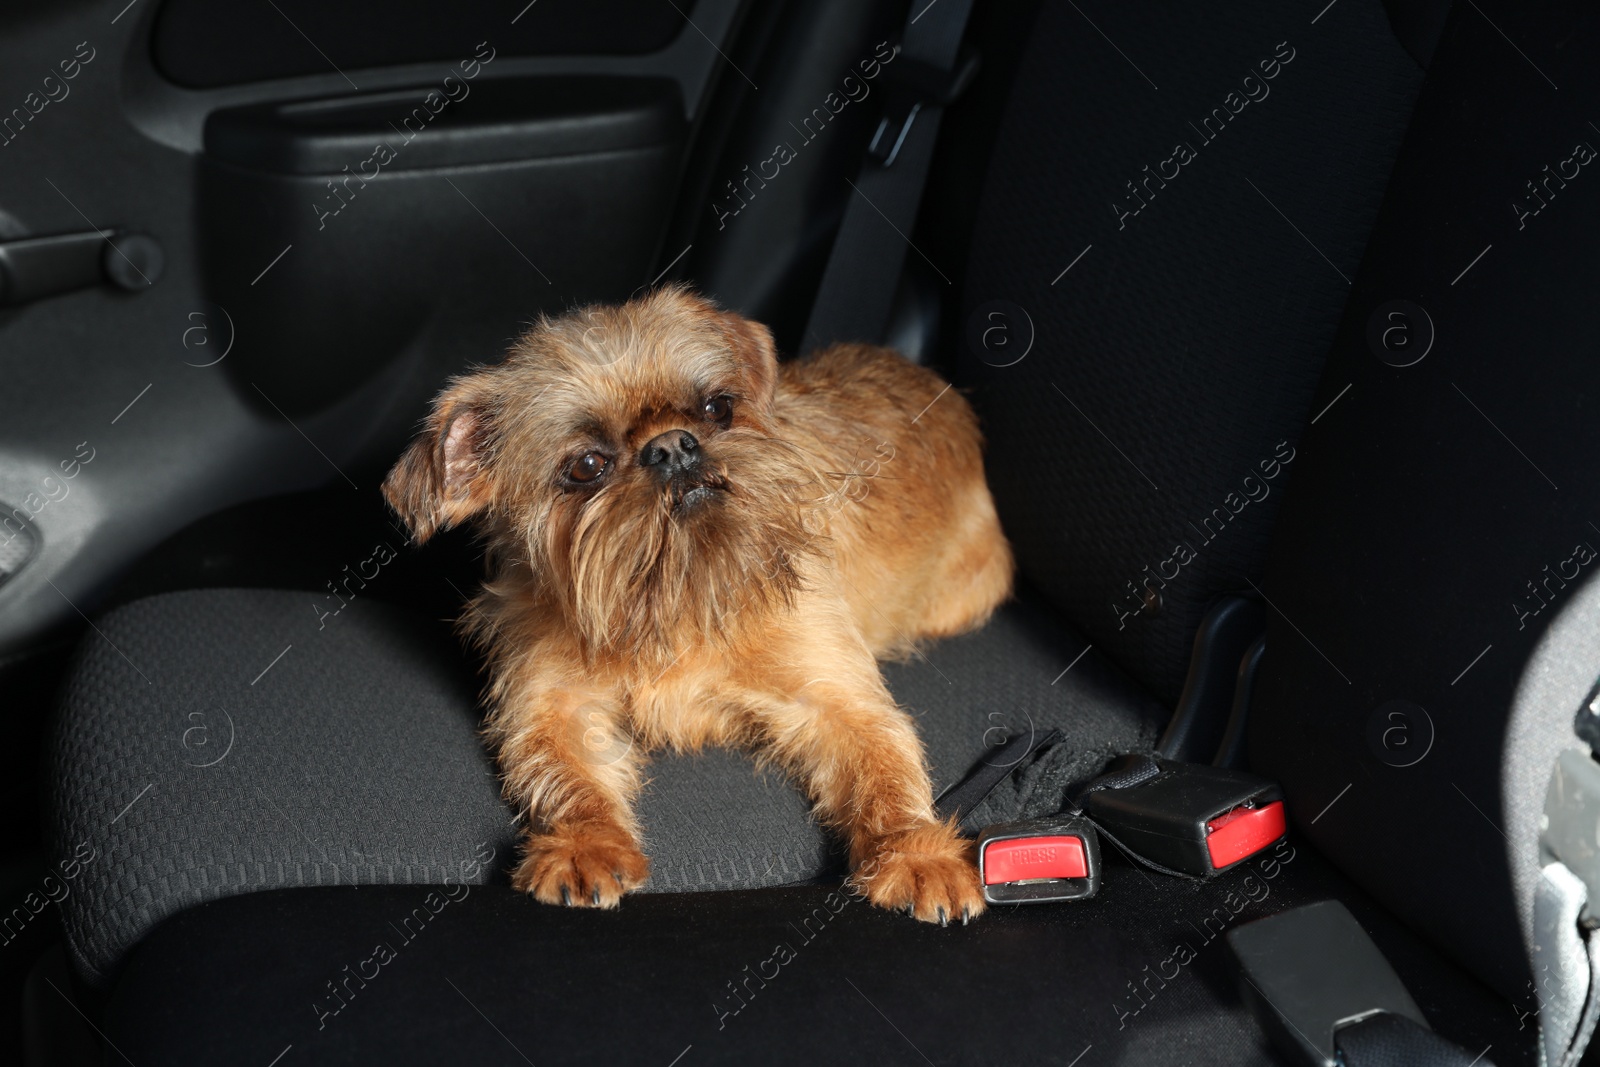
0, 0, 744, 657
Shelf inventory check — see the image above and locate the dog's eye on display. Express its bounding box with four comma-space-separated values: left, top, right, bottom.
701, 395, 733, 423
567, 451, 608, 483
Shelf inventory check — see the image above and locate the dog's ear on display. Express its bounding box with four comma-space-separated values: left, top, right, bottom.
714, 308, 779, 414
383, 382, 498, 544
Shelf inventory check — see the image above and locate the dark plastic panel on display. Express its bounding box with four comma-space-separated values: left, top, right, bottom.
0, 0, 738, 660
197, 77, 686, 414
1229, 901, 1428, 1067
153, 0, 694, 88
1158, 598, 1267, 764
205, 76, 682, 173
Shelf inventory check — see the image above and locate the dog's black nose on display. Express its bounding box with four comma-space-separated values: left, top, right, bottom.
639, 430, 699, 474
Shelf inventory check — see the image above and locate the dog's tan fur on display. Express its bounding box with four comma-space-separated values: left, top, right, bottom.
384, 287, 1013, 923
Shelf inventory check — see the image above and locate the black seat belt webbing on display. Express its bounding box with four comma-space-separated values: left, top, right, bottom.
934, 728, 1060, 825
801, 0, 977, 352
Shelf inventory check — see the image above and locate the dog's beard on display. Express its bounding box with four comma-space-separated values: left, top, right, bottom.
555, 432, 821, 660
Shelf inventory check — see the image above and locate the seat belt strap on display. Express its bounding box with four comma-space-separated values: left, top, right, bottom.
934, 728, 1061, 825
801, 0, 979, 353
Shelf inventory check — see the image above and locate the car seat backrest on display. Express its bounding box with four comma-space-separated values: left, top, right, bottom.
1250, 0, 1600, 1000
955, 0, 1425, 706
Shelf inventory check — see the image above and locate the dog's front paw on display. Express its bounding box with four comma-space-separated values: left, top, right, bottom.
512, 822, 650, 908
852, 822, 986, 926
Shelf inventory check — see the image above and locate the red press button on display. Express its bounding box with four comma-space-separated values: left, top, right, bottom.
982, 835, 1087, 885
1205, 800, 1287, 869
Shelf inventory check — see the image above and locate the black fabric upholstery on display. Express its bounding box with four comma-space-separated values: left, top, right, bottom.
1381, 0, 1456, 69
1336, 1012, 1494, 1067
46, 591, 510, 987
97, 843, 1534, 1066
957, 0, 1423, 704
1246, 0, 1600, 1000
47, 587, 1164, 985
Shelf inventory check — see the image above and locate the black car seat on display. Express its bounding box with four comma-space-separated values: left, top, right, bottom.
40, 0, 1591, 1063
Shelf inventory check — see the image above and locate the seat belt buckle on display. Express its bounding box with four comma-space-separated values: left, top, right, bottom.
1083, 757, 1286, 877
976, 814, 1101, 904
1228, 901, 1441, 1067
867, 44, 981, 166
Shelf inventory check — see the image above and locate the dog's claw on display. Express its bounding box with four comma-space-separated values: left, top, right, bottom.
855, 825, 986, 926
513, 826, 651, 907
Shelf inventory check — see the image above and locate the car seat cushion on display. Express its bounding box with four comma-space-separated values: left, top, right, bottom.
47, 587, 1163, 984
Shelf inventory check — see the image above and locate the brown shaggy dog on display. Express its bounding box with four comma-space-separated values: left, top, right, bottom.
384, 287, 1013, 923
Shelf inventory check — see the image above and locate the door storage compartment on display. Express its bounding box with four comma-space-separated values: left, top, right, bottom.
198, 75, 686, 414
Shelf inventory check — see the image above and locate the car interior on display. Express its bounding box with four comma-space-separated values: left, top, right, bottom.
4, 0, 1599, 1063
